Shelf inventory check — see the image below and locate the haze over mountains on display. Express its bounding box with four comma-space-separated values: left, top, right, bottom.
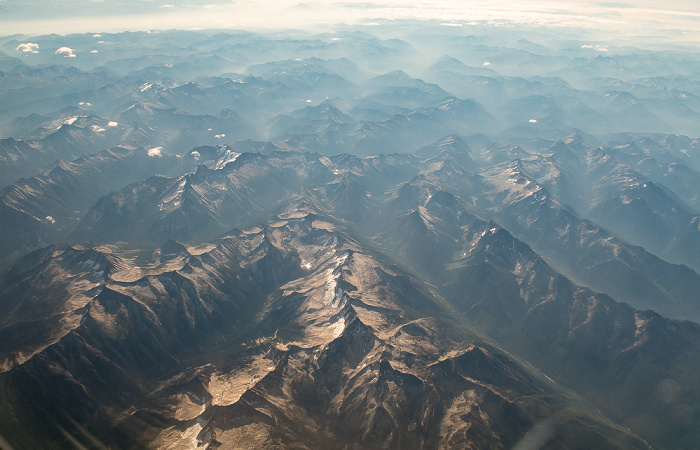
1, 21, 700, 449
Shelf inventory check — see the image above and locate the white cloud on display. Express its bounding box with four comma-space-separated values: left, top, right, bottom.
107, 121, 118, 127
16, 42, 39, 53
191, 150, 201, 161
92, 33, 102, 38
161, 4, 174, 7
148, 147, 163, 157
90, 50, 99, 53
529, 119, 538, 123
55, 46, 76, 57
483, 61, 491, 66
215, 134, 225, 138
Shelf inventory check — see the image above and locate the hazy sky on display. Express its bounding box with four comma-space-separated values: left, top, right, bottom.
1, 0, 700, 40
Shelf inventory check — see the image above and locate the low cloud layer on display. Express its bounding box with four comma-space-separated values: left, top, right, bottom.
1, 0, 700, 44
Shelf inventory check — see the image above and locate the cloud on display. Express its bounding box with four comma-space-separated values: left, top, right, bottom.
161, 4, 174, 7
148, 147, 163, 157
55, 46, 76, 57
90, 50, 99, 53
107, 121, 118, 127
16, 42, 39, 53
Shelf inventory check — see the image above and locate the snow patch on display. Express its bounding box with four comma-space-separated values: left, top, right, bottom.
329, 317, 346, 338
63, 116, 78, 125
213, 150, 240, 170
148, 147, 163, 157
323, 252, 350, 307
180, 418, 211, 449
45, 216, 56, 224
160, 178, 187, 209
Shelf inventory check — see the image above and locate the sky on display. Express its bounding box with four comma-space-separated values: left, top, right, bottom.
1, 0, 700, 42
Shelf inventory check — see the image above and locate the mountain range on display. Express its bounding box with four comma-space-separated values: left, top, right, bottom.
1, 23, 700, 449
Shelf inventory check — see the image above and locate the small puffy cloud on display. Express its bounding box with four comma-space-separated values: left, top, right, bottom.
148, 147, 163, 157
483, 61, 491, 66
215, 134, 226, 138
55, 47, 76, 57
107, 121, 118, 127
90, 50, 99, 53
529, 119, 538, 123
16, 42, 39, 53
93, 33, 102, 37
